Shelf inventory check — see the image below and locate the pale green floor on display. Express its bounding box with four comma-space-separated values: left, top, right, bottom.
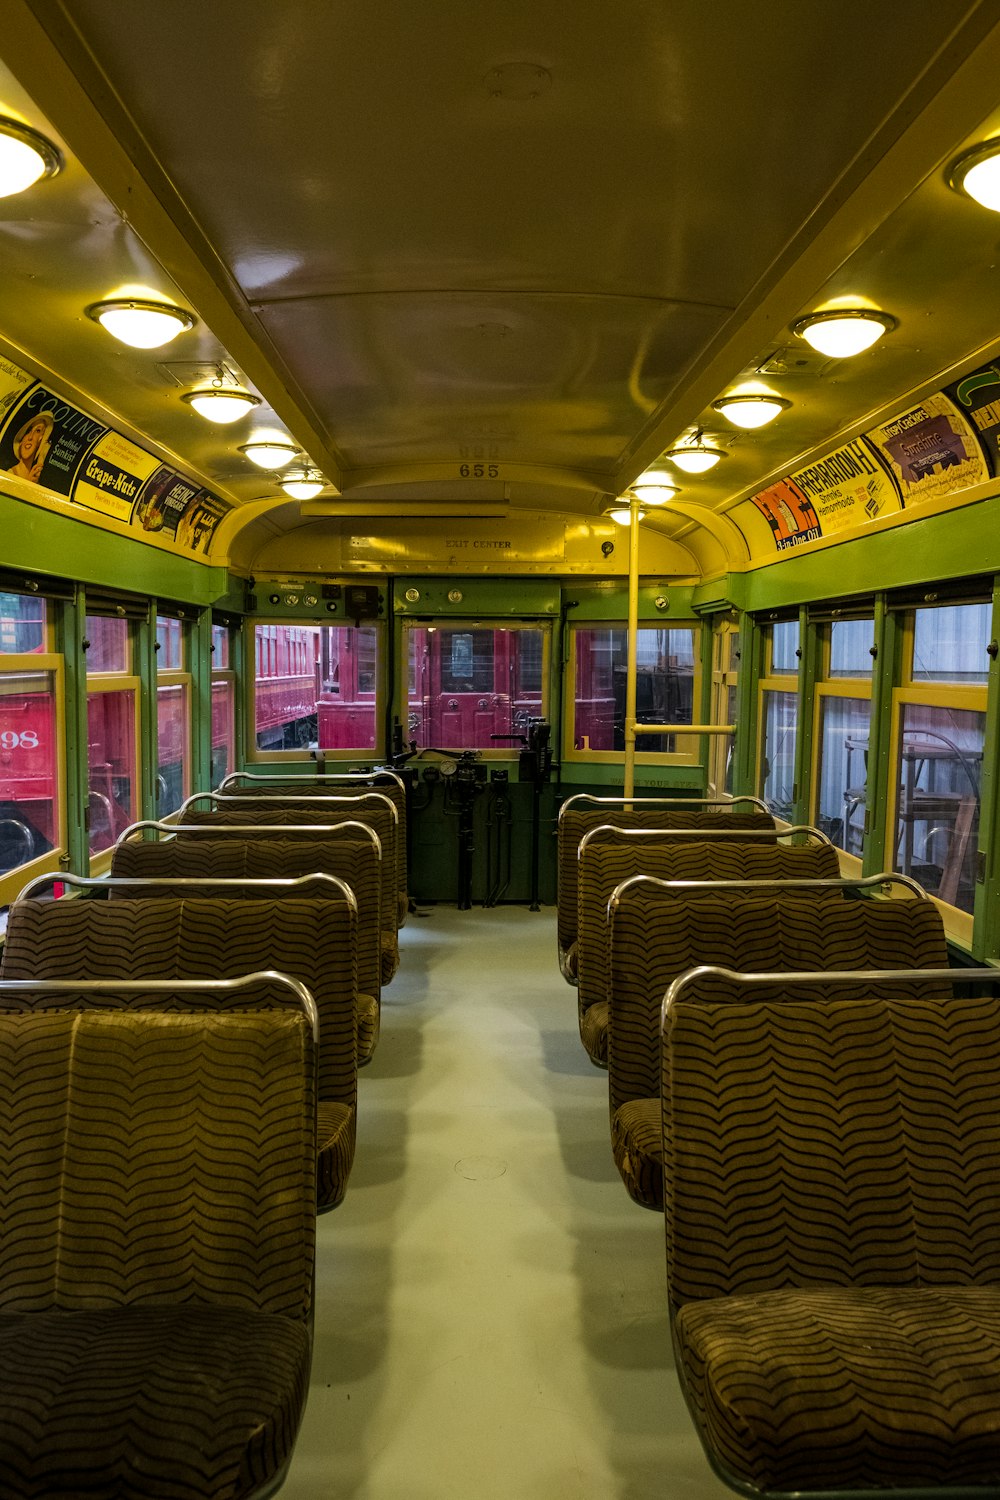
283, 904, 732, 1500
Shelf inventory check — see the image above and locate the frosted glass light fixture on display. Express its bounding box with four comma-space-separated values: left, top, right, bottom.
280, 468, 325, 499
238, 439, 299, 469
604, 503, 645, 525
662, 434, 725, 473
792, 309, 896, 358
182, 385, 260, 424
0, 118, 61, 197
712, 394, 790, 429
87, 299, 195, 349
631, 483, 678, 505
949, 139, 1000, 211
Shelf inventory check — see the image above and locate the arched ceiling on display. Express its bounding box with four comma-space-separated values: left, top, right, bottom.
1, 2, 1000, 576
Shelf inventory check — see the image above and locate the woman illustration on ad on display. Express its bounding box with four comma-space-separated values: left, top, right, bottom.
8, 411, 54, 484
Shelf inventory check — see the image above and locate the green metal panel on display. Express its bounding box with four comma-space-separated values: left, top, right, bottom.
550, 581, 697, 622
733, 613, 760, 794
394, 577, 561, 618
136, 615, 156, 821
191, 608, 212, 792
0, 495, 229, 605
973, 581, 1000, 961
740, 494, 1000, 613
862, 599, 895, 877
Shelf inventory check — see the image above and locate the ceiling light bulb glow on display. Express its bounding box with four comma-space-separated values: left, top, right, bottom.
88, 299, 195, 349
664, 443, 724, 474
0, 119, 61, 197
631, 483, 677, 505
182, 388, 260, 424
949, 140, 1000, 212
605, 505, 645, 525
239, 440, 299, 470
792, 309, 896, 358
712, 394, 790, 429
280, 470, 325, 499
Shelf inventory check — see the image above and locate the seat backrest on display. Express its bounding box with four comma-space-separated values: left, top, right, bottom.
611, 891, 947, 1113
110, 835, 381, 1000
182, 804, 398, 933
1, 896, 357, 1107
577, 838, 838, 1023
663, 991, 1000, 1309
232, 775, 408, 899
0, 1007, 314, 1316
557, 807, 775, 952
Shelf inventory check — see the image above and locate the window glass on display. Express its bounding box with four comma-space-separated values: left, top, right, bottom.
829, 618, 874, 678
760, 689, 797, 817
912, 603, 991, 685
211, 623, 230, 669
156, 615, 184, 670
770, 620, 799, 675
0, 669, 58, 875
211, 677, 235, 785
571, 626, 694, 753
85, 615, 129, 673
253, 623, 379, 753
156, 682, 189, 815
87, 688, 136, 854
0, 592, 46, 654
816, 696, 871, 852
893, 704, 984, 914
409, 625, 548, 751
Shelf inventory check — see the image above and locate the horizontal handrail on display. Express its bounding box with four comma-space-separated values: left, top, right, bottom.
182, 790, 398, 823
220, 768, 404, 791
630, 721, 734, 735
608, 870, 925, 916
559, 793, 768, 823
115, 819, 382, 856
15, 871, 358, 915
579, 823, 828, 855
663, 964, 1000, 1025
0, 971, 320, 1041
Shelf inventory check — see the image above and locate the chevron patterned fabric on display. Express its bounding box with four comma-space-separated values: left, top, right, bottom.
0, 1008, 314, 1498
610, 894, 947, 1210
1, 896, 357, 1211
577, 838, 838, 1056
182, 805, 400, 981
235, 777, 409, 925
111, 835, 382, 1061
665, 992, 1000, 1491
556, 807, 776, 969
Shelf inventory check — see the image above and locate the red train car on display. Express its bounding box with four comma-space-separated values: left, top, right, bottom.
0, 676, 58, 872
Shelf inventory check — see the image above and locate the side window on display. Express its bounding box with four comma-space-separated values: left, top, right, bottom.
889, 602, 989, 919
757, 620, 800, 817
211, 622, 236, 786
155, 613, 191, 816
0, 591, 63, 901
812, 617, 875, 857
566, 624, 697, 761
85, 614, 139, 857
252, 622, 382, 756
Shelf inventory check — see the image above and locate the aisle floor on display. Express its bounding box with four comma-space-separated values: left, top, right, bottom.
283, 904, 731, 1499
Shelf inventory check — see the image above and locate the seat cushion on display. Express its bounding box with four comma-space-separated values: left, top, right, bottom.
380, 932, 399, 985
675, 1285, 1000, 1492
357, 992, 380, 1064
0, 1305, 310, 1499
579, 1000, 609, 1066
317, 1101, 354, 1212
559, 940, 578, 984
610, 1097, 662, 1210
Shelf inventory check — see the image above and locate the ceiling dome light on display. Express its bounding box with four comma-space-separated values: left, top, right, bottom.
280, 468, 325, 499
238, 439, 299, 470
604, 504, 645, 526
87, 299, 195, 349
792, 309, 896, 358
0, 118, 61, 197
631, 483, 678, 505
663, 439, 726, 474
182, 387, 261, 424
712, 394, 791, 429
949, 138, 1000, 212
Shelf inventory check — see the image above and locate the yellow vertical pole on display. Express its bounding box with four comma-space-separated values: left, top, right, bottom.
623, 493, 640, 798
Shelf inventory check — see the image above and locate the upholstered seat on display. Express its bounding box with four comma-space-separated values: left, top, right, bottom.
610, 892, 947, 1209
0, 1007, 315, 1500
556, 802, 776, 982
181, 804, 400, 982
576, 834, 833, 1064
664, 989, 1000, 1496
1, 895, 358, 1211
111, 835, 382, 1063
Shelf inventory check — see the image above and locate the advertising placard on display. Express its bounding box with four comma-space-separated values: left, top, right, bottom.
866, 392, 989, 502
